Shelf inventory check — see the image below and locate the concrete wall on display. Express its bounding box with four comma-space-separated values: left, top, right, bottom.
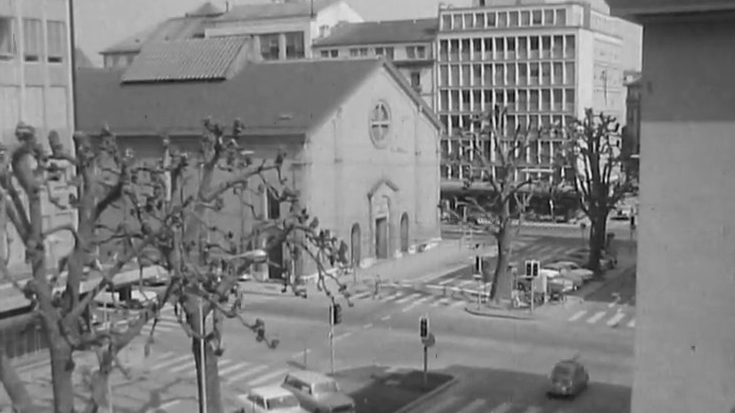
632, 12, 735, 413
304, 66, 440, 271
0, 0, 76, 269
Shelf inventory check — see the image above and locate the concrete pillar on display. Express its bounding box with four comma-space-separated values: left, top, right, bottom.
279, 33, 287, 60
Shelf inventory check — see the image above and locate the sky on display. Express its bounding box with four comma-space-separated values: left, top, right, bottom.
73, 0, 470, 65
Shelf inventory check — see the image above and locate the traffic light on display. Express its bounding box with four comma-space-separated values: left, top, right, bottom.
531, 260, 539, 277
474, 256, 483, 274
329, 303, 342, 326
419, 316, 429, 339
525, 260, 533, 277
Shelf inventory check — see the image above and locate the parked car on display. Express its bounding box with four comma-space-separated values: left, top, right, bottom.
541, 265, 584, 288
281, 370, 355, 413
545, 261, 595, 282
238, 386, 308, 413
547, 358, 590, 398
539, 268, 576, 292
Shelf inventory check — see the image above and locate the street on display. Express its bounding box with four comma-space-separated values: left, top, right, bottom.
10, 234, 636, 413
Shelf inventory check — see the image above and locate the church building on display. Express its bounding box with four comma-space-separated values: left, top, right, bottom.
76, 36, 442, 280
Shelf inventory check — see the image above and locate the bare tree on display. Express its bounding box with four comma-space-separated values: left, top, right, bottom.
558, 109, 630, 272
442, 105, 538, 303
0, 122, 176, 413
120, 119, 351, 413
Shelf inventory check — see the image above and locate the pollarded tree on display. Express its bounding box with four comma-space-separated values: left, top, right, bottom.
0, 123, 177, 413
119, 119, 351, 413
558, 109, 631, 272
442, 105, 540, 303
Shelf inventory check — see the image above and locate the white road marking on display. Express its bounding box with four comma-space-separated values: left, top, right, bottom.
219, 361, 252, 375
168, 360, 196, 373
606, 312, 626, 327
381, 292, 404, 302
395, 293, 422, 304
434, 297, 452, 306
225, 365, 269, 382
455, 399, 487, 413
568, 310, 587, 322
146, 399, 181, 413
438, 277, 460, 285
246, 368, 289, 387
488, 401, 513, 413
363, 323, 373, 329
457, 280, 476, 289
380, 315, 391, 321
290, 349, 311, 359
521, 406, 543, 413
586, 311, 607, 324
530, 245, 555, 259
627, 318, 636, 328
150, 354, 191, 370
422, 395, 461, 413
334, 332, 352, 342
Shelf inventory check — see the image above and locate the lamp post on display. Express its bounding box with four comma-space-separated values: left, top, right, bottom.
198, 297, 207, 413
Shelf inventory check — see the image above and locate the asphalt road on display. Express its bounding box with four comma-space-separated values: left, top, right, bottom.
442, 219, 637, 243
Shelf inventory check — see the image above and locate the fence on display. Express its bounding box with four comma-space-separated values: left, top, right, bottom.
0, 313, 48, 360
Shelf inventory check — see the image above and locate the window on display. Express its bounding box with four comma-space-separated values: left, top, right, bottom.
509, 11, 519, 27
285, 32, 305, 59
441, 15, 452, 30
476, 13, 485, 27
375, 47, 393, 59
350, 48, 359, 57
406, 45, 426, 59
453, 14, 463, 30
260, 33, 280, 60
532, 10, 543, 25
359, 47, 368, 56
0, 17, 15, 58
544, 10, 554, 25
330, 49, 339, 58
439, 40, 448, 61
23, 18, 42, 62
521, 11, 531, 26
498, 12, 507, 27
487, 12, 496, 27
319, 25, 329, 38
369, 102, 391, 146
440, 90, 449, 110
440, 65, 449, 86
266, 188, 280, 220
556, 9, 567, 26
320, 50, 329, 58
410, 71, 421, 91
46, 21, 66, 63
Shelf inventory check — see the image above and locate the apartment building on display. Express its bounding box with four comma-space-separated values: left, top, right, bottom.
0, 0, 76, 266
436, 1, 625, 190
205, 0, 363, 59
312, 19, 439, 108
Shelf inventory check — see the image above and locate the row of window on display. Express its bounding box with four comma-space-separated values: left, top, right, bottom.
442, 137, 563, 164
439, 88, 576, 114
0, 17, 67, 63
260, 32, 305, 60
320, 44, 429, 61
438, 35, 575, 62
439, 62, 575, 88
440, 8, 568, 31
439, 113, 574, 136
440, 164, 575, 184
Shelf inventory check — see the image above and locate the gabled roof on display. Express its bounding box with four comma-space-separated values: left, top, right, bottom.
121, 37, 252, 83
313, 18, 438, 47
608, 0, 735, 16
101, 3, 225, 55
215, 0, 339, 22
76, 58, 441, 138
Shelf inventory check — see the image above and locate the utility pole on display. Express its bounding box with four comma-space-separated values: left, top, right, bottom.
198, 297, 208, 413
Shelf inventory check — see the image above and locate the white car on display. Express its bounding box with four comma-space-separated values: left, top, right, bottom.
539, 269, 576, 292
548, 261, 595, 282
238, 386, 307, 413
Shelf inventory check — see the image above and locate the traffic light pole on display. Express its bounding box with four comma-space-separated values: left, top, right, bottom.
329, 324, 335, 375
422, 345, 428, 390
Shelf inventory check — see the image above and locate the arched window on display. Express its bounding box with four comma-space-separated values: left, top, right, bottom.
369, 102, 391, 146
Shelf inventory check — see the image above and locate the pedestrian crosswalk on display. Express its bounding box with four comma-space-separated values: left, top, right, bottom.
145, 351, 293, 387
566, 308, 636, 329
350, 288, 471, 310
420, 396, 592, 413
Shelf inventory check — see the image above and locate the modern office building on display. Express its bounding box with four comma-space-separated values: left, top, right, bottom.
0, 0, 76, 268
609, 1, 735, 412
436, 0, 625, 197
312, 18, 438, 108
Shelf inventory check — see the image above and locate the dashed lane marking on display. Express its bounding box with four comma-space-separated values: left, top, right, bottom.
150, 354, 190, 370
627, 319, 636, 328
586, 311, 607, 324
363, 323, 373, 329
395, 293, 422, 304
568, 310, 587, 322
219, 361, 252, 375
334, 332, 352, 342
606, 312, 626, 327
380, 315, 391, 321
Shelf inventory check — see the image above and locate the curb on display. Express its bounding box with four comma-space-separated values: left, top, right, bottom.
393, 376, 460, 413
464, 306, 535, 321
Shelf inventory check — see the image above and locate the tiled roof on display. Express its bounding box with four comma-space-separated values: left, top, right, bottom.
607, 0, 735, 15
76, 59, 385, 137
313, 18, 438, 47
121, 37, 251, 83
215, 0, 339, 22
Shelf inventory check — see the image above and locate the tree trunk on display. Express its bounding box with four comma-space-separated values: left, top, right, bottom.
0, 348, 39, 413
587, 209, 607, 274
48, 339, 76, 413
190, 305, 224, 413
488, 195, 513, 302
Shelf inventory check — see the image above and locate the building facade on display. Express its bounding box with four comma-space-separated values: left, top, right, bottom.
609, 1, 735, 413
205, 0, 363, 60
0, 0, 76, 267
436, 1, 625, 193
77, 40, 441, 281
312, 18, 438, 108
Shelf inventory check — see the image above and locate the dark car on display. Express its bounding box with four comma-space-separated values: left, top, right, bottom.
547, 359, 589, 398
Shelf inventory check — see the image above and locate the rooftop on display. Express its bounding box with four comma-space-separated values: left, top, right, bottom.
313, 18, 438, 47
77, 58, 386, 137
121, 36, 253, 83
441, 0, 611, 14
215, 0, 339, 22
607, 0, 735, 16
